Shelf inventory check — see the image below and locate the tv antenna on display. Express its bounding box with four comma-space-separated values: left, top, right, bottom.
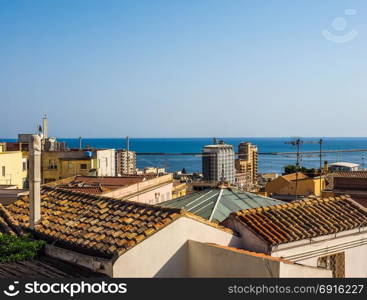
284, 138, 324, 200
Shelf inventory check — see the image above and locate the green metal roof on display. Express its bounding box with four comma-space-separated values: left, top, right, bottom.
159, 188, 284, 223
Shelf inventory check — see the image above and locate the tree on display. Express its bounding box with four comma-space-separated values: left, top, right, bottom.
283, 165, 318, 176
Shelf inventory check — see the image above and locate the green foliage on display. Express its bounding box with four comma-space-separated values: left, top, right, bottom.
0, 234, 46, 263
283, 165, 317, 176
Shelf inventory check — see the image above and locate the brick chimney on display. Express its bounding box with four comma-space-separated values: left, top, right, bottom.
29, 134, 41, 229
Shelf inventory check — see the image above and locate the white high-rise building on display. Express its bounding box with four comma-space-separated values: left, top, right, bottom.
202, 141, 235, 184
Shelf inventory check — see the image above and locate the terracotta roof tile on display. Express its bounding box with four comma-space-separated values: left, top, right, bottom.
0, 204, 24, 236
6, 186, 182, 258
332, 171, 367, 178
230, 196, 367, 246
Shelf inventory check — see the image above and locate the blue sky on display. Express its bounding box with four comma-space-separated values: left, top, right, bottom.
1, 0, 366, 138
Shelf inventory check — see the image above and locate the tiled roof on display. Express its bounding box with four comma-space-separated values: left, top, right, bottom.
0, 203, 24, 236
159, 187, 284, 223
58, 185, 106, 195
230, 196, 367, 246
332, 171, 367, 178
72, 175, 156, 186
6, 186, 182, 258
0, 255, 107, 278
281, 172, 308, 182
47, 175, 159, 195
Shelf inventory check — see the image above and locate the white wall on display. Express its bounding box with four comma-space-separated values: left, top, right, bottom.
271, 229, 367, 278
279, 262, 331, 278
188, 241, 331, 278
96, 149, 115, 176
112, 216, 241, 278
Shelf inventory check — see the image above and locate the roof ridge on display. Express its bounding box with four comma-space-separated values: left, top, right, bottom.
233, 196, 345, 216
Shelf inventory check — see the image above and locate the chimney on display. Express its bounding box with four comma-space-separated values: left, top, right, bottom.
79, 136, 83, 150
42, 115, 48, 139
29, 134, 41, 229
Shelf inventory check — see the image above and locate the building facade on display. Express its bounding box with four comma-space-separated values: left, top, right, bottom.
265, 172, 325, 201
235, 142, 258, 187
0, 144, 27, 188
202, 142, 235, 184
115, 150, 136, 175
42, 149, 115, 183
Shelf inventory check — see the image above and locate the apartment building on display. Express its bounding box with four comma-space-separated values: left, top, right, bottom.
235, 142, 258, 187
115, 149, 136, 175
202, 141, 235, 184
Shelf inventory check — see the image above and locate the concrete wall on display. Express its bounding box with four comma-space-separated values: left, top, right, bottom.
112, 216, 241, 278
271, 228, 367, 278
188, 241, 331, 278
188, 241, 279, 277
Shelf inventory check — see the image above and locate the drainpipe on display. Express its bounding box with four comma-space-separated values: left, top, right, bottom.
29, 134, 41, 229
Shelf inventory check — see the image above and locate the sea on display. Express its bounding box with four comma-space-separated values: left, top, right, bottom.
2, 137, 367, 174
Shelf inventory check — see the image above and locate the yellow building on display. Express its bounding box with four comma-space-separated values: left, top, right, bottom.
0, 144, 27, 188
265, 172, 325, 200
172, 181, 187, 199
41, 149, 115, 183
42, 151, 97, 183
235, 142, 258, 186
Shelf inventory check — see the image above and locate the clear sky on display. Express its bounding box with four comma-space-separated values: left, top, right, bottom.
1, 0, 366, 138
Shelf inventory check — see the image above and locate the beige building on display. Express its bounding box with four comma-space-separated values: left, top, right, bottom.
0, 144, 27, 188
235, 142, 258, 188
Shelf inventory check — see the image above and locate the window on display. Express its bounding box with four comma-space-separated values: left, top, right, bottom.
317, 252, 345, 278
22, 161, 27, 171
155, 193, 160, 203
1, 166, 5, 177
80, 164, 87, 170
48, 160, 57, 170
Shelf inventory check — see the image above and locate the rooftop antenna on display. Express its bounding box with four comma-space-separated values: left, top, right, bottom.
285, 137, 324, 200
318, 138, 323, 198
285, 138, 302, 201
